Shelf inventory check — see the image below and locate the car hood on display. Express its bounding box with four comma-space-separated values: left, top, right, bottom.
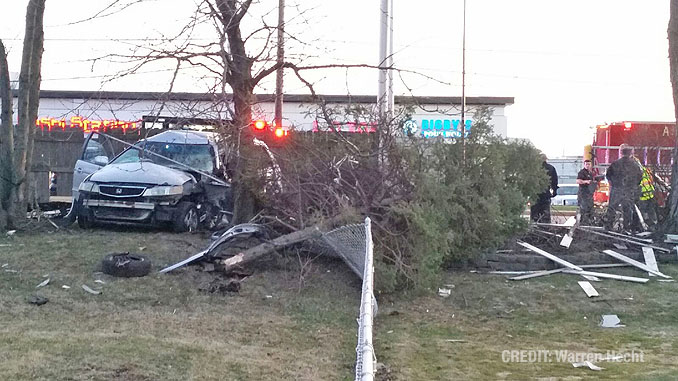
89, 162, 193, 186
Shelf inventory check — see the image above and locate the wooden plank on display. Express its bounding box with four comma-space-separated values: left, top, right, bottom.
578, 281, 599, 297
602, 249, 671, 279
642, 247, 659, 277
516, 241, 584, 271
562, 269, 649, 283
578, 227, 670, 253
509, 268, 564, 280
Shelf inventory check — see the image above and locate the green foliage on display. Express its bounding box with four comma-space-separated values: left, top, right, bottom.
268, 104, 545, 291
375, 107, 545, 290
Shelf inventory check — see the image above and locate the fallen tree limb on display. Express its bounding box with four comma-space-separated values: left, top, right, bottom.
217, 226, 323, 272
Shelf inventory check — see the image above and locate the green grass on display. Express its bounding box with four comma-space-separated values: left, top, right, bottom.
0, 228, 359, 380
375, 267, 678, 380
2, 227, 678, 379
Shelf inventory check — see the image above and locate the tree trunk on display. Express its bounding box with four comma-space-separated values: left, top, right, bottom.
0, 40, 14, 230
0, 0, 46, 230
216, 0, 259, 224
667, 0, 678, 233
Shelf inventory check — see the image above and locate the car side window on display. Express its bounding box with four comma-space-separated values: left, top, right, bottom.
82, 134, 111, 165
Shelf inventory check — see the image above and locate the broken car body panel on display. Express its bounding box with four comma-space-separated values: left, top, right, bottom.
75, 130, 232, 231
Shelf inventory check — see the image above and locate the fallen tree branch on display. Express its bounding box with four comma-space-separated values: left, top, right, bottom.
217, 226, 322, 272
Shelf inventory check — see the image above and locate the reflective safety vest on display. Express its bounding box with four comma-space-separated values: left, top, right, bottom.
640, 167, 655, 201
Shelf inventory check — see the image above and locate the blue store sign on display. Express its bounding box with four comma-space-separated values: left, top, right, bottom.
403, 119, 472, 138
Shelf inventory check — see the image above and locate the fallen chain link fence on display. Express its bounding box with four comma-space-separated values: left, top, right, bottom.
320, 217, 377, 381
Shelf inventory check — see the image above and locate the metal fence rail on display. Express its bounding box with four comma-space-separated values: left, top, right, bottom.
319, 217, 377, 380
355, 218, 376, 381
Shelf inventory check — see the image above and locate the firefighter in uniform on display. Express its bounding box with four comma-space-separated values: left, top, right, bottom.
604, 144, 643, 231
635, 159, 657, 229
576, 159, 595, 225
530, 154, 558, 223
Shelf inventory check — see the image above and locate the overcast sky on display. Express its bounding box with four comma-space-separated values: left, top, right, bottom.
0, 0, 674, 158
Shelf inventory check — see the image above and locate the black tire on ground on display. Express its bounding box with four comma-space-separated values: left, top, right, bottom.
101, 253, 152, 277
77, 209, 93, 229
173, 201, 199, 232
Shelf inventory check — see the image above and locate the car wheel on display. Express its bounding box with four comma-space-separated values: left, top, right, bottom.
174, 201, 199, 232
101, 253, 151, 277
77, 209, 94, 229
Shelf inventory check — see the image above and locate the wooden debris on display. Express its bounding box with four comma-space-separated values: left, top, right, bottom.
516, 241, 583, 271
572, 361, 604, 371
602, 250, 671, 279
642, 247, 659, 277
578, 281, 599, 297
509, 269, 564, 280
562, 269, 649, 283
579, 228, 670, 252
218, 226, 322, 273
36, 278, 50, 288
81, 284, 101, 295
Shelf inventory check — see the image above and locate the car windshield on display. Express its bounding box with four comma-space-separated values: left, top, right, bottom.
559, 186, 578, 196
112, 142, 214, 173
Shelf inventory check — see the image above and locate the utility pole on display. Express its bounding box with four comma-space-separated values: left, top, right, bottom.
460, 0, 467, 164
386, 0, 394, 117
377, 0, 389, 120
274, 0, 285, 129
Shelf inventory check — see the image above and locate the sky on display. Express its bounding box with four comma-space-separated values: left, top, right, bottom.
0, 0, 674, 158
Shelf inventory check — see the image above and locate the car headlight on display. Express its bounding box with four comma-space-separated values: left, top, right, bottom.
78, 181, 99, 193
142, 185, 184, 197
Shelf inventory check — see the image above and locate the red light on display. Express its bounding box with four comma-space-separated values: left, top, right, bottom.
274, 127, 286, 138
253, 120, 268, 131
624, 122, 632, 130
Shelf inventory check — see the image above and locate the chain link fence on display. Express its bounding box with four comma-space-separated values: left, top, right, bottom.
320, 218, 377, 381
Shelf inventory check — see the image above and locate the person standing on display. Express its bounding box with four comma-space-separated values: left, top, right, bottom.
531, 154, 559, 223
576, 159, 596, 225
604, 144, 643, 231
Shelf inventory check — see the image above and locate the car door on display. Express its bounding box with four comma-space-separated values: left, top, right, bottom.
71, 132, 115, 202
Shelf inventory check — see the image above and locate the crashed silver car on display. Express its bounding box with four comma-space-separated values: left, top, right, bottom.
74, 130, 232, 232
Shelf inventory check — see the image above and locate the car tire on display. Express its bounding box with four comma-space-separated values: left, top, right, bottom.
173, 201, 199, 232
101, 253, 151, 277
77, 209, 94, 229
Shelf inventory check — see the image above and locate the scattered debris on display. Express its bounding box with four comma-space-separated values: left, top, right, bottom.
572, 361, 604, 371
562, 269, 648, 283
26, 295, 48, 306
445, 339, 467, 343
438, 288, 451, 297
160, 223, 265, 274
62, 285, 70, 289
94, 279, 106, 284
577, 281, 599, 297
516, 241, 583, 271
600, 314, 625, 328
200, 278, 241, 294
101, 253, 151, 278
613, 243, 628, 250
665, 234, 678, 243
6, 230, 16, 237
1, 263, 7, 267
509, 269, 564, 281
602, 250, 671, 279
36, 278, 50, 288
81, 284, 101, 295
642, 247, 659, 277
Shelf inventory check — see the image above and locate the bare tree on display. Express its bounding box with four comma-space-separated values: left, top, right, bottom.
667, 0, 678, 233
0, 0, 46, 230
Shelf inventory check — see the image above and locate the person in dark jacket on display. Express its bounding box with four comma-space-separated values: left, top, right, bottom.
530, 154, 558, 223
576, 159, 596, 225
604, 144, 643, 231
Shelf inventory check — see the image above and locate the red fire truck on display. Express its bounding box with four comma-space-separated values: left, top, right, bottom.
589, 121, 675, 205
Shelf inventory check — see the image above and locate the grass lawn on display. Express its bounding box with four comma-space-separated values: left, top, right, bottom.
2, 227, 678, 380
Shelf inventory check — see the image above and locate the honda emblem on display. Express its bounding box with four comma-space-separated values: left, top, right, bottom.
115, 188, 123, 194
